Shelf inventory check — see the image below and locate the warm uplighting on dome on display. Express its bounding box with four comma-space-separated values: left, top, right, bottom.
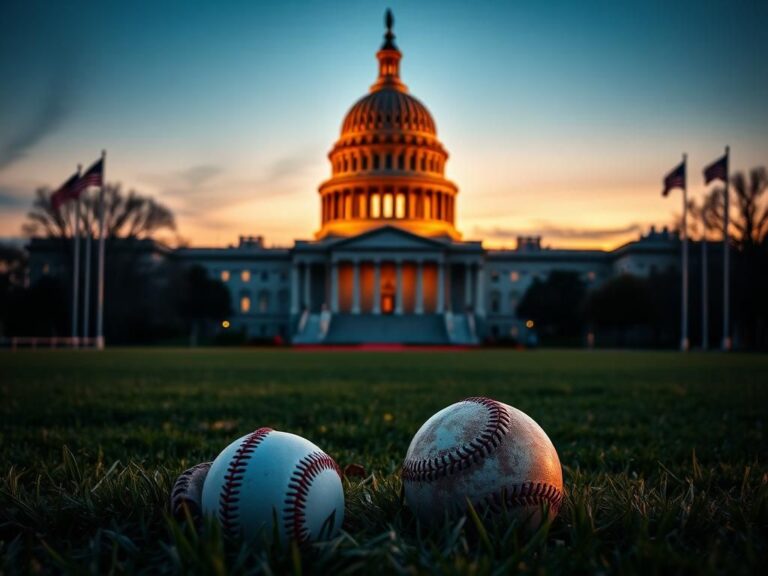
315, 10, 461, 241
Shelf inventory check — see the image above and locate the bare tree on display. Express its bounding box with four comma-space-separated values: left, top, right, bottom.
22, 183, 176, 241
703, 167, 768, 249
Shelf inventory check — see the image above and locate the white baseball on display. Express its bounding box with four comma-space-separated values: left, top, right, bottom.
402, 397, 563, 526
202, 428, 345, 544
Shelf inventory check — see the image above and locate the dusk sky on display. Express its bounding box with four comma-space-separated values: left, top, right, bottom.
1, 0, 766, 249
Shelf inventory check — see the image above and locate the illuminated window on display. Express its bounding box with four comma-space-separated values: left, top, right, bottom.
395, 194, 405, 218
220, 270, 230, 282
371, 193, 381, 218
587, 271, 596, 282
510, 271, 520, 282
241, 270, 250, 282
383, 194, 393, 218
240, 296, 251, 313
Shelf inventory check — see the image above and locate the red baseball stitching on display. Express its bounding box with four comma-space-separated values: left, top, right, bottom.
282, 451, 342, 543
218, 427, 272, 536
401, 397, 511, 482
480, 481, 563, 515
171, 461, 211, 518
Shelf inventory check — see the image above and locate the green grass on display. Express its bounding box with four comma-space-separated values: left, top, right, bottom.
1, 349, 767, 574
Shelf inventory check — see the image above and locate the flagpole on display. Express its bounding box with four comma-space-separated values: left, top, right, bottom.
681, 153, 689, 351
722, 145, 730, 351
96, 150, 107, 351
83, 201, 92, 346
72, 165, 82, 348
702, 231, 708, 350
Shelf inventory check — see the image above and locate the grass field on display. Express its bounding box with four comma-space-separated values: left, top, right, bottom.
1, 349, 767, 574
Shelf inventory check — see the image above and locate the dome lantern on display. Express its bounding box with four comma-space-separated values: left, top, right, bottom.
371, 9, 406, 93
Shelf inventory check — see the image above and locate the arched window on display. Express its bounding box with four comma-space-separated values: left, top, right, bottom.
373, 154, 380, 170
410, 154, 416, 170
398, 153, 405, 170
385, 153, 393, 169
420, 155, 426, 171
351, 156, 358, 171
362, 155, 368, 170
343, 157, 348, 172
371, 192, 381, 218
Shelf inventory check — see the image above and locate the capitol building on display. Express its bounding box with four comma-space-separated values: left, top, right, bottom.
177, 13, 679, 346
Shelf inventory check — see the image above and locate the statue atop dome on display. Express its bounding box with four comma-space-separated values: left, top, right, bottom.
382, 9, 397, 50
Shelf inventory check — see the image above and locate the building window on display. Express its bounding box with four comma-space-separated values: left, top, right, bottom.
240, 296, 251, 313
241, 270, 251, 282
280, 271, 288, 283
510, 271, 520, 282
42, 263, 50, 275
490, 291, 501, 313
261, 271, 268, 281
490, 270, 500, 283
258, 291, 270, 313
220, 270, 230, 282
587, 271, 596, 282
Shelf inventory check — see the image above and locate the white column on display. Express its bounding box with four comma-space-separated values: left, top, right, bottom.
464, 263, 472, 309
303, 262, 311, 311
373, 260, 381, 315
352, 260, 361, 314
437, 261, 445, 313
415, 260, 424, 314
290, 263, 300, 315
331, 261, 339, 313
475, 263, 485, 316
395, 260, 403, 315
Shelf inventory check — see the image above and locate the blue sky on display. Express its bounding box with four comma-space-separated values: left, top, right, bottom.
1, 0, 766, 248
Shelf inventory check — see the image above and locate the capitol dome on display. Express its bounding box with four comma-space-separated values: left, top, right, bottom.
316, 10, 460, 240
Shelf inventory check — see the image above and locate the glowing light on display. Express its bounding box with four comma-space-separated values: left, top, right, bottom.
220, 270, 230, 282
240, 296, 251, 313
241, 270, 251, 282
510, 271, 520, 282
525, 320, 534, 329
222, 320, 230, 328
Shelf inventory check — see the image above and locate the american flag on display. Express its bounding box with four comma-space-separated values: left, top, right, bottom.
72, 158, 104, 195
662, 160, 685, 197
50, 171, 81, 210
704, 154, 728, 185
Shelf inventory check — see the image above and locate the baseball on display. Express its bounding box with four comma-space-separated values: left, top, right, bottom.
202, 428, 345, 544
402, 397, 563, 526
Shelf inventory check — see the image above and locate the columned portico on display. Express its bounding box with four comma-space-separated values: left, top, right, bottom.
415, 260, 424, 314
373, 260, 381, 314
395, 260, 403, 315
331, 261, 339, 313
352, 260, 361, 314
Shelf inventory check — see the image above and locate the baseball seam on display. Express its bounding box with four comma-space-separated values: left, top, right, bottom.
218, 427, 272, 537
283, 451, 342, 543
171, 461, 211, 517
401, 397, 511, 482
481, 481, 563, 515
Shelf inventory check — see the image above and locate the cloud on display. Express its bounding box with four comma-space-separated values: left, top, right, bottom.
0, 186, 29, 208
0, 72, 72, 172
475, 221, 643, 241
